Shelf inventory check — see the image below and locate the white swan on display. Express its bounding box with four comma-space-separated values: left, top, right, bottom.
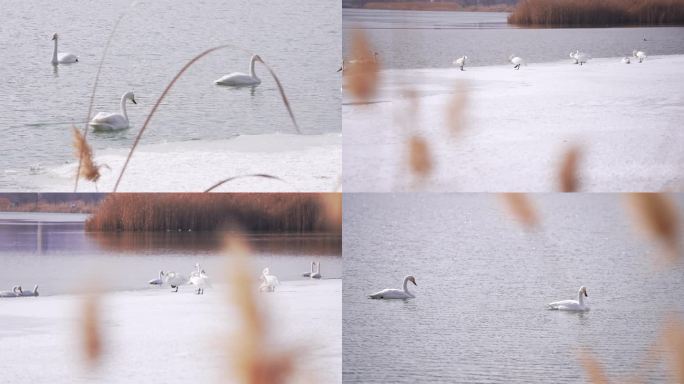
311, 261, 321, 279
16, 285, 39, 297
569, 51, 579, 64
633, 50, 647, 63
453, 55, 468, 71
51, 33, 78, 65
302, 261, 315, 277
148, 270, 165, 285
163, 271, 188, 292
547, 286, 590, 311
369, 275, 417, 300
189, 266, 210, 295
572, 50, 590, 66
215, 54, 263, 86
622, 56, 631, 64
89, 91, 137, 131
259, 267, 279, 292
509, 55, 525, 70
0, 286, 23, 298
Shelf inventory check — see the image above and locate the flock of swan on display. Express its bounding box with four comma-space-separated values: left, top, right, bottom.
451, 49, 647, 71
147, 261, 325, 294
369, 276, 590, 312
0, 285, 39, 298
50, 33, 266, 132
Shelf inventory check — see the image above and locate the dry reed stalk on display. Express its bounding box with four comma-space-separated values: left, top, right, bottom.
626, 193, 680, 261
112, 47, 298, 192
661, 316, 684, 382
445, 83, 468, 137
73, 127, 107, 184
204, 174, 290, 193
559, 145, 581, 192
579, 350, 610, 384
408, 135, 432, 178
224, 235, 297, 384
75, 7, 131, 192
344, 30, 379, 101
500, 193, 539, 229
81, 292, 102, 367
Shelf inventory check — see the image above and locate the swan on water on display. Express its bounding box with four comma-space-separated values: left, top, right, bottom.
369, 275, 417, 300
569, 51, 579, 64
16, 285, 39, 297
215, 54, 263, 86
622, 57, 631, 64
148, 270, 165, 285
51, 33, 78, 65
189, 265, 210, 295
453, 55, 468, 71
570, 50, 590, 66
259, 267, 279, 292
89, 91, 137, 131
302, 261, 315, 277
633, 50, 647, 63
0, 286, 23, 298
547, 286, 590, 311
311, 261, 321, 279
163, 271, 188, 292
509, 55, 525, 70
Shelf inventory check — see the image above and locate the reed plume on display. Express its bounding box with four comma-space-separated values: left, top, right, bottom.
500, 193, 539, 229
81, 291, 103, 367
344, 30, 379, 101
73, 127, 107, 185
626, 193, 680, 261
559, 145, 581, 192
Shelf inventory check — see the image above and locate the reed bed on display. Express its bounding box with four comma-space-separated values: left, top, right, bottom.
508, 0, 684, 27
85, 193, 340, 233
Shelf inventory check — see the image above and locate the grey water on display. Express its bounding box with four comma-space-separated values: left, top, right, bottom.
0, 0, 340, 187
0, 212, 341, 296
343, 9, 684, 69
343, 194, 684, 383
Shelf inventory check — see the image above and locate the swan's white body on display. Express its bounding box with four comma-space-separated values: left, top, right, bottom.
622, 56, 631, 64
89, 91, 137, 131
51, 33, 78, 65
509, 55, 525, 70
572, 50, 590, 65
215, 54, 262, 86
369, 275, 417, 300
259, 267, 279, 292
453, 55, 468, 71
148, 270, 164, 285
633, 50, 647, 63
548, 286, 589, 311
311, 262, 321, 279
189, 264, 211, 294
16, 285, 39, 297
302, 261, 315, 277
569, 51, 579, 64
163, 271, 188, 292
0, 286, 23, 298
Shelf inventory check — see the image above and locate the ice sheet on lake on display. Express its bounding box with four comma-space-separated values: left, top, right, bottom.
0, 279, 341, 383
5, 133, 341, 192
343, 55, 684, 192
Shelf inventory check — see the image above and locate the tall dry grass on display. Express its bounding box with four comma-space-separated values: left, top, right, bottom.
509, 0, 684, 26
85, 193, 341, 233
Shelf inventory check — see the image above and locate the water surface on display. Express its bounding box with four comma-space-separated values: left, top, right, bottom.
343, 194, 684, 383
343, 9, 684, 69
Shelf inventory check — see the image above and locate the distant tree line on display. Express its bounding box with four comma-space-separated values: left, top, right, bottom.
85, 193, 340, 233
343, 0, 518, 8
509, 0, 684, 26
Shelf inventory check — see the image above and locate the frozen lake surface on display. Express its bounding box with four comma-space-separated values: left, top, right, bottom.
343, 55, 684, 192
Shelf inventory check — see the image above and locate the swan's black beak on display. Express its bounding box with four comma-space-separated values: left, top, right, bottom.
584, 291, 588, 297
132, 98, 137, 105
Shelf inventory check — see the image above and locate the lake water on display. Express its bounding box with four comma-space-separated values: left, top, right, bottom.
343, 9, 684, 68
343, 194, 684, 383
0, 212, 341, 295
0, 0, 340, 188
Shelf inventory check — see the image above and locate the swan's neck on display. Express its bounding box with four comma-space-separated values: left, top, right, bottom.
402, 278, 412, 295
120, 95, 129, 122
577, 289, 584, 306
249, 57, 259, 79
316, 262, 321, 274
52, 39, 58, 65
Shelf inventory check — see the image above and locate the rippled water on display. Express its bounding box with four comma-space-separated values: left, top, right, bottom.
0, 212, 341, 295
343, 194, 684, 383
0, 0, 340, 186
343, 9, 684, 68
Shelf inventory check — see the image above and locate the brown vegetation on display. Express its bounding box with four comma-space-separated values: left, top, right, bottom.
363, 1, 514, 12
509, 0, 684, 27
85, 194, 341, 233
